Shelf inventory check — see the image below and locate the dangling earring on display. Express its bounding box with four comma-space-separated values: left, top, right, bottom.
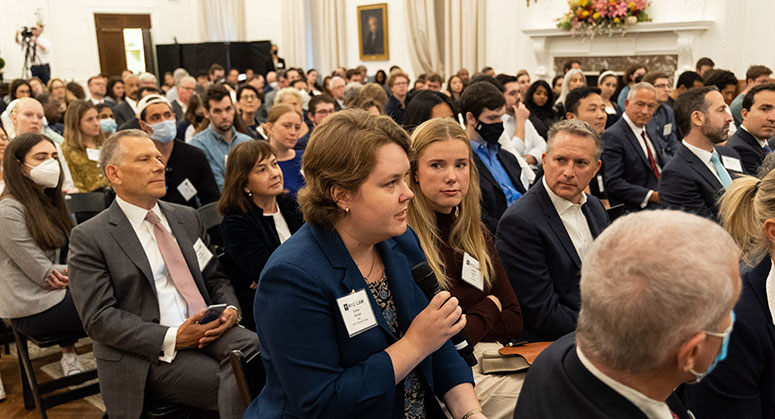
246, 190, 253, 197
453, 205, 460, 218
345, 207, 350, 215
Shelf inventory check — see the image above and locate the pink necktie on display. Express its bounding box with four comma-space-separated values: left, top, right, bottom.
145, 211, 207, 316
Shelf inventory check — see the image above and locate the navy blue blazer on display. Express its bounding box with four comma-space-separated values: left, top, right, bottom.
602, 116, 664, 212
473, 147, 526, 234
659, 143, 743, 221
684, 257, 775, 419
245, 224, 474, 418
496, 181, 609, 341
515, 333, 693, 419
727, 127, 769, 175
646, 103, 680, 163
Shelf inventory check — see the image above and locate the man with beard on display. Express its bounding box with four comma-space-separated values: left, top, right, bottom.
190, 85, 253, 191
658, 87, 743, 221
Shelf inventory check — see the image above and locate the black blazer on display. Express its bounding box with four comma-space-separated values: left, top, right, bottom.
727, 127, 769, 175
496, 181, 609, 341
659, 144, 743, 221
473, 146, 526, 233
684, 257, 775, 418
515, 333, 693, 419
171, 99, 184, 122
114, 101, 135, 127
602, 117, 664, 212
220, 194, 304, 330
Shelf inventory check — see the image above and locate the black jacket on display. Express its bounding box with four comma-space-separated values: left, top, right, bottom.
220, 194, 304, 330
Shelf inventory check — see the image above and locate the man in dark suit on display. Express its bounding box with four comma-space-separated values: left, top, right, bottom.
515, 210, 741, 419
660, 86, 743, 220
602, 82, 664, 212
462, 81, 525, 233
643, 72, 680, 162
114, 74, 140, 127
726, 83, 775, 175
497, 120, 609, 341
68, 130, 259, 419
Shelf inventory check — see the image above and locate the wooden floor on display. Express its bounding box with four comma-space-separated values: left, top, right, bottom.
0, 346, 103, 419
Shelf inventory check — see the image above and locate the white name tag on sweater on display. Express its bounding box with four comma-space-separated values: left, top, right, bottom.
461, 253, 484, 291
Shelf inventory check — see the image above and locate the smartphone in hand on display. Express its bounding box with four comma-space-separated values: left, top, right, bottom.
200, 304, 227, 324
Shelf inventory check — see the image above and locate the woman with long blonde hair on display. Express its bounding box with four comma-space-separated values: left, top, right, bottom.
407, 118, 523, 419
686, 170, 775, 417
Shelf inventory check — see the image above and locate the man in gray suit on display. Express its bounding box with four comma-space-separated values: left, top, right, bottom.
68, 129, 259, 419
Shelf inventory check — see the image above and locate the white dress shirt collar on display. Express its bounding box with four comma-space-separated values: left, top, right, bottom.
543, 176, 588, 211
682, 140, 714, 165
577, 345, 674, 419
622, 112, 645, 137
115, 195, 164, 230
740, 125, 769, 148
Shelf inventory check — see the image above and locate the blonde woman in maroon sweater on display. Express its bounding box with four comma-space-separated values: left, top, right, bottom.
407, 118, 524, 419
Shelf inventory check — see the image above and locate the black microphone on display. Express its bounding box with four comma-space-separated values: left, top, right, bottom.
411, 261, 477, 367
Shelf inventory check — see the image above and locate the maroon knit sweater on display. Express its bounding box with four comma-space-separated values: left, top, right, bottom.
434, 211, 523, 345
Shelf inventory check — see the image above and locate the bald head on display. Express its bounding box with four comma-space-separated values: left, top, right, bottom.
12, 98, 45, 135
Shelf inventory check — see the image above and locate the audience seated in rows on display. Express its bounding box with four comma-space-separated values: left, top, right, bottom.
642, 72, 680, 161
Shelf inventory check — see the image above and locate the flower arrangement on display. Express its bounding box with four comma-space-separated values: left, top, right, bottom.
556, 0, 651, 37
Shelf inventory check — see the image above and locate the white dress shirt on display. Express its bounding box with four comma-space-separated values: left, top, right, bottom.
264, 210, 292, 243
499, 114, 546, 166
115, 196, 188, 362
577, 346, 675, 419
542, 177, 594, 260
682, 140, 722, 184
623, 112, 660, 208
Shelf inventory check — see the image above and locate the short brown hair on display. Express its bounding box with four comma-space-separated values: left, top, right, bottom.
426, 73, 444, 84
641, 72, 669, 86
359, 83, 389, 108
746, 65, 773, 82
387, 72, 409, 89
298, 109, 410, 228
218, 141, 278, 216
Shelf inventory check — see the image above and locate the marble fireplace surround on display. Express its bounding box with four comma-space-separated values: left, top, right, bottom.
522, 21, 713, 80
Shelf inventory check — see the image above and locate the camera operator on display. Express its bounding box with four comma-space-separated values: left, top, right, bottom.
15, 24, 51, 84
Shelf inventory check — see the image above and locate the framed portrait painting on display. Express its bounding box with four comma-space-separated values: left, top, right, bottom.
358, 3, 389, 61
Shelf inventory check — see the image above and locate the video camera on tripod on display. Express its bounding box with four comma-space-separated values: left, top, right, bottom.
19, 26, 33, 39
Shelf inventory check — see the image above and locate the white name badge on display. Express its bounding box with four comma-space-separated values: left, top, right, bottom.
337, 289, 378, 337
662, 123, 672, 137
193, 238, 214, 271
177, 178, 198, 202
86, 147, 101, 162
721, 155, 743, 173
461, 252, 484, 292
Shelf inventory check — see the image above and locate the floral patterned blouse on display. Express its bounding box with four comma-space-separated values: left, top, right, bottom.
62, 142, 108, 192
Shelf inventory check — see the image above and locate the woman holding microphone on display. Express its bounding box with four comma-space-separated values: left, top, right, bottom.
245, 109, 485, 419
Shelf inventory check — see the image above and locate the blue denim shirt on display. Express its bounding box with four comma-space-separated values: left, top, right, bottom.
470, 139, 522, 206
190, 125, 253, 191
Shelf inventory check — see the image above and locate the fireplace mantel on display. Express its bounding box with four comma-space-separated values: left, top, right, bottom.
522, 21, 713, 78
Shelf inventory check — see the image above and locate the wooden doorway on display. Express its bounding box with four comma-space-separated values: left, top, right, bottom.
94, 14, 154, 76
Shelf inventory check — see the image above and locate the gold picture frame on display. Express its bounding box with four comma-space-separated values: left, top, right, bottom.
357, 3, 389, 61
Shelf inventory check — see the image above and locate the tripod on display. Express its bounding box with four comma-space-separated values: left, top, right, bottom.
20, 35, 34, 79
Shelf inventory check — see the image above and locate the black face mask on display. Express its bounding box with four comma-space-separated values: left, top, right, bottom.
194, 115, 205, 124
475, 119, 504, 145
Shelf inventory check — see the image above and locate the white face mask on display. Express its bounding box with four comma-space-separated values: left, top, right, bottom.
26, 158, 61, 188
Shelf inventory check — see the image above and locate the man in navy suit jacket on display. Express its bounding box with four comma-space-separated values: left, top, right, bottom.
602, 82, 664, 212
726, 83, 775, 175
515, 210, 741, 419
497, 120, 609, 341
462, 81, 525, 233
660, 86, 744, 220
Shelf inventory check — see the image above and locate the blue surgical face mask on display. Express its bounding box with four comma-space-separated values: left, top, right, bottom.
688, 310, 735, 383
149, 119, 176, 143
100, 118, 117, 134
